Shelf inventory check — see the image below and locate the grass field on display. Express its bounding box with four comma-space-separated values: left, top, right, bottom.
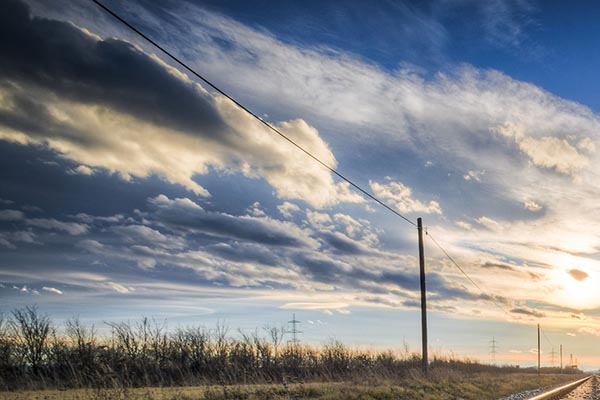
1, 372, 584, 400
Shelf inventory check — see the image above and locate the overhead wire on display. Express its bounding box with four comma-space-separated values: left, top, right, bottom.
426, 230, 514, 318
91, 0, 529, 322
90, 0, 417, 228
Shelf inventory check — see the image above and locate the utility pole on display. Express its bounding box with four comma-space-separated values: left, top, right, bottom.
490, 337, 498, 365
560, 344, 563, 372
538, 324, 541, 373
417, 217, 428, 375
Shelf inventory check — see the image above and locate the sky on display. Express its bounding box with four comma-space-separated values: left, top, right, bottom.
2, 0, 600, 369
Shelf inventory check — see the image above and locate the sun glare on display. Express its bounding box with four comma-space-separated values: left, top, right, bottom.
556, 268, 600, 309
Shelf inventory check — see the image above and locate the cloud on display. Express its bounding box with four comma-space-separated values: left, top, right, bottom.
25, 218, 88, 235
578, 327, 600, 337
493, 123, 589, 177
369, 180, 441, 215
481, 262, 516, 271
476, 216, 501, 230
455, 221, 473, 230
280, 302, 349, 311
77, 239, 104, 253
149, 194, 317, 248
523, 199, 542, 212
67, 165, 95, 176
305, 210, 334, 230
112, 224, 185, 250
0, 0, 367, 208
42, 286, 63, 295
463, 170, 484, 182
277, 201, 300, 219
0, 209, 24, 221
510, 307, 545, 318
568, 269, 589, 282
106, 282, 132, 294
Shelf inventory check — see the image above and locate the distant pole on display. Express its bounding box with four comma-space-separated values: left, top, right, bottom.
537, 324, 541, 372
490, 337, 497, 365
287, 314, 302, 348
560, 344, 563, 372
417, 217, 428, 375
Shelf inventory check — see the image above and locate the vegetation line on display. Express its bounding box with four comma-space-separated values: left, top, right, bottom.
0, 306, 579, 392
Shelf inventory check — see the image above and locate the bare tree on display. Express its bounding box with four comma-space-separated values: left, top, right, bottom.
10, 306, 51, 374
263, 324, 285, 357
66, 317, 96, 368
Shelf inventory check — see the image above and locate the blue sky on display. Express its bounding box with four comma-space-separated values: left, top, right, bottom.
2, 0, 600, 369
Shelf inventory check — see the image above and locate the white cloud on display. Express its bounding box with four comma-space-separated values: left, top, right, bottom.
0, 209, 24, 221
246, 202, 265, 217
305, 210, 334, 230
463, 170, 485, 182
493, 123, 589, 176
523, 199, 542, 212
369, 180, 441, 215
26, 218, 88, 235
578, 137, 596, 153
0, 66, 361, 210
277, 201, 300, 219
112, 225, 185, 250
455, 221, 473, 230
77, 239, 104, 253
42, 286, 63, 295
106, 282, 132, 294
280, 302, 349, 311
476, 216, 501, 231
578, 327, 600, 337
67, 165, 95, 176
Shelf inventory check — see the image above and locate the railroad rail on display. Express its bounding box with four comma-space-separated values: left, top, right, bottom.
527, 375, 594, 400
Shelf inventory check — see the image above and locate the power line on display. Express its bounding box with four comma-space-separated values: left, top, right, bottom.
90, 0, 523, 324
90, 0, 417, 228
426, 231, 513, 317
541, 328, 554, 348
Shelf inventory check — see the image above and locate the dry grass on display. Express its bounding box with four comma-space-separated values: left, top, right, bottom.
1, 372, 585, 400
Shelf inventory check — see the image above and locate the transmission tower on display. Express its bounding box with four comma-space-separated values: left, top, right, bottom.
549, 347, 556, 366
287, 313, 302, 347
489, 337, 498, 364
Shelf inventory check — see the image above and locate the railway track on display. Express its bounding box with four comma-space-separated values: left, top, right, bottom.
508, 375, 598, 400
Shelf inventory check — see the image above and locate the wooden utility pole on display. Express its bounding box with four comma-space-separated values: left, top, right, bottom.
418, 217, 428, 375
537, 324, 541, 372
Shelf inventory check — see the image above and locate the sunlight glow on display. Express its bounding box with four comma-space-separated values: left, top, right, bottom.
554, 267, 600, 309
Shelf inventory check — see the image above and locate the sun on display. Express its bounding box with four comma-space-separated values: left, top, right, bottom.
556, 268, 600, 309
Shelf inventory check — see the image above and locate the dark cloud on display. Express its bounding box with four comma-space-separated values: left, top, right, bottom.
292, 253, 348, 283
320, 231, 367, 255
149, 195, 315, 248
481, 261, 516, 271
511, 307, 545, 318
207, 242, 281, 267
0, 0, 224, 136
568, 269, 589, 282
